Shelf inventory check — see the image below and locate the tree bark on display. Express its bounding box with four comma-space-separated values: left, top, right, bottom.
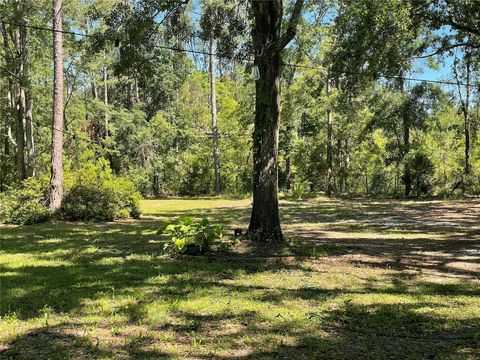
103, 65, 109, 137
49, 0, 64, 211
453, 44, 472, 178
24, 87, 35, 177
209, 37, 221, 194
285, 154, 292, 191
403, 119, 412, 197
92, 79, 98, 100
20, 17, 35, 178
464, 52, 471, 176
12, 28, 27, 181
248, 53, 283, 243
326, 78, 334, 197
399, 75, 412, 197
344, 133, 350, 191
247, 0, 304, 244
15, 87, 26, 181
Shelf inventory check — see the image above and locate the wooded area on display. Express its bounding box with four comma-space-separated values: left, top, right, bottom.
0, 1, 479, 358
1, 1, 479, 236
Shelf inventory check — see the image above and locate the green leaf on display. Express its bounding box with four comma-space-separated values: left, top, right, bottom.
165, 224, 177, 232
180, 216, 193, 225
174, 238, 187, 251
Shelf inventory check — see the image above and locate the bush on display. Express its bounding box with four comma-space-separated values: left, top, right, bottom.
160, 217, 222, 254
61, 159, 141, 221
408, 152, 435, 196
0, 178, 50, 225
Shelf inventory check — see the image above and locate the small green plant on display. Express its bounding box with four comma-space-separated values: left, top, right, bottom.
160, 217, 222, 254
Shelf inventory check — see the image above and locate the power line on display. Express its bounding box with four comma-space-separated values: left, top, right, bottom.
2, 17, 477, 89
0, 19, 94, 39
30, 118, 103, 146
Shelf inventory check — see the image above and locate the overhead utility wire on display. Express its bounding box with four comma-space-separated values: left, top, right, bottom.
1, 18, 477, 89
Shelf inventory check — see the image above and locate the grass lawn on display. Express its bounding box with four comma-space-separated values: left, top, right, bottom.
1, 197, 479, 359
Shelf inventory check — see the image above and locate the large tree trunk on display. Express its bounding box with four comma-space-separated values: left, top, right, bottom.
248, 52, 283, 243
209, 38, 221, 194
326, 78, 334, 196
247, 0, 303, 244
49, 0, 64, 211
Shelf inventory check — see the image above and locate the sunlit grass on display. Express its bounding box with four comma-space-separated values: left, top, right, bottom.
1, 197, 479, 359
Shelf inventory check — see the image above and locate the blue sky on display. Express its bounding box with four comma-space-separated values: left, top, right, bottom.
187, 1, 465, 95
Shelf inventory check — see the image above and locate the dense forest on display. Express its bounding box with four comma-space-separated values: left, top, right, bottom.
1, 0, 479, 238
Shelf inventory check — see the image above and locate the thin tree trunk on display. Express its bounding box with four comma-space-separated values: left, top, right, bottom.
20, 16, 35, 178
92, 79, 98, 99
24, 90, 35, 177
103, 65, 109, 137
49, 0, 64, 211
209, 37, 221, 194
285, 155, 292, 191
134, 76, 140, 103
6, 81, 16, 147
326, 78, 334, 197
464, 53, 471, 176
344, 133, 350, 191
153, 172, 160, 197
403, 120, 412, 197
1, 90, 11, 191
12, 28, 27, 180
15, 89, 26, 180
398, 75, 412, 197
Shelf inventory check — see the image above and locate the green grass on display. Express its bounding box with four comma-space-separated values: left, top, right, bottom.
1, 197, 479, 359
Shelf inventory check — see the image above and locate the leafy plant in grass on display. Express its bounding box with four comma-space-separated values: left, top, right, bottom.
0, 178, 50, 225
160, 217, 222, 254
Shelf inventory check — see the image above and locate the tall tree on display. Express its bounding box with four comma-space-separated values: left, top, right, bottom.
49, 0, 64, 211
0, 1, 36, 181
453, 44, 474, 177
209, 37, 221, 194
18, 1, 35, 178
326, 77, 334, 196
247, 0, 304, 243
199, 0, 247, 194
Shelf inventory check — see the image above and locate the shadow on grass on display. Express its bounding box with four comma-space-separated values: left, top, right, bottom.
1, 198, 479, 358
2, 298, 478, 359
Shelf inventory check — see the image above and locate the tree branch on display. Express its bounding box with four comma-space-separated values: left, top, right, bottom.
276, 0, 304, 52
445, 16, 480, 37
415, 41, 479, 59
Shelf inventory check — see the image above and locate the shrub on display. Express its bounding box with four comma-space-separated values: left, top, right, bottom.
408, 152, 435, 196
61, 159, 141, 221
0, 178, 50, 225
160, 217, 222, 254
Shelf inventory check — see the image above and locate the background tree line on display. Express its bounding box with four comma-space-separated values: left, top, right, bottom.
0, 0, 479, 238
